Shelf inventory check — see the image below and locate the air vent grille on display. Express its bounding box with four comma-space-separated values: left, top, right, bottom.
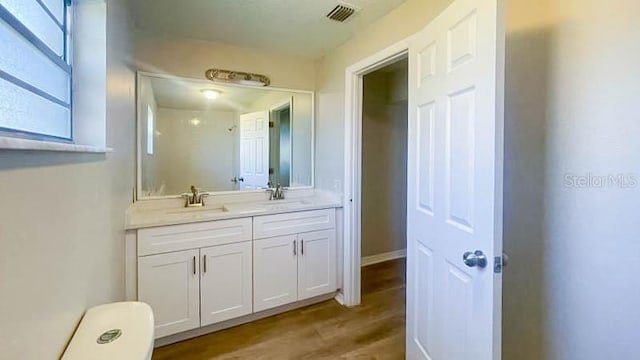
326, 4, 356, 22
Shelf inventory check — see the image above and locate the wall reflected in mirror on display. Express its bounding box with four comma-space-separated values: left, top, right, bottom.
138, 74, 313, 198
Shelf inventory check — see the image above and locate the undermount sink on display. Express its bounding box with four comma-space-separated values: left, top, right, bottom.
166, 206, 228, 215
162, 199, 314, 218
260, 199, 312, 208
222, 199, 314, 214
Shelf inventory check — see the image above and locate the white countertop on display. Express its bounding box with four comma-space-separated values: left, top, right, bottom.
125, 194, 342, 230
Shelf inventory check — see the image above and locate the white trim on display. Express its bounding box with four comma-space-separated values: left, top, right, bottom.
135, 72, 316, 201
342, 38, 412, 307
269, 98, 292, 112
0, 136, 112, 153
124, 230, 137, 301
361, 249, 407, 267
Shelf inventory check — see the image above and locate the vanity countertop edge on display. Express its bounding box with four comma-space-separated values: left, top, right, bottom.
125, 196, 343, 230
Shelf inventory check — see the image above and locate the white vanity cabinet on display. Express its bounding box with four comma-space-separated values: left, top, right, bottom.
131, 206, 338, 340
200, 241, 253, 326
136, 218, 253, 338
253, 209, 337, 312
253, 235, 299, 311
297, 229, 337, 300
138, 249, 201, 338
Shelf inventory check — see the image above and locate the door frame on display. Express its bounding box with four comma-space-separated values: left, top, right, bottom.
342, 37, 412, 307
269, 97, 294, 187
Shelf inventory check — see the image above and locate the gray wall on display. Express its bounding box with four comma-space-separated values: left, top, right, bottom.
361, 62, 408, 258
0, 0, 135, 358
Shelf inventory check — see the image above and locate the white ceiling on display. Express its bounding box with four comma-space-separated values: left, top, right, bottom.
150, 77, 266, 112
131, 0, 407, 59
150, 77, 303, 113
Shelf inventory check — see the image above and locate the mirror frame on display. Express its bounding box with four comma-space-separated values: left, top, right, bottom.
135, 71, 315, 200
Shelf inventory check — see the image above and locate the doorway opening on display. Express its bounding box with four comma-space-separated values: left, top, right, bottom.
360, 56, 409, 306
341, 40, 410, 307
269, 98, 293, 188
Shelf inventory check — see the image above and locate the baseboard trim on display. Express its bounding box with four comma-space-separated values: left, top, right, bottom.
361, 249, 406, 267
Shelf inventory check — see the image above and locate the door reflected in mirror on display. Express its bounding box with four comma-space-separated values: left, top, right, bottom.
137, 73, 313, 198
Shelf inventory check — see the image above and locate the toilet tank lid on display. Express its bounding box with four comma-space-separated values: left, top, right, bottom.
62, 302, 154, 360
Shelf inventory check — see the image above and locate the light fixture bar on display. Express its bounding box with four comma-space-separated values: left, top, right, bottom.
205, 68, 271, 87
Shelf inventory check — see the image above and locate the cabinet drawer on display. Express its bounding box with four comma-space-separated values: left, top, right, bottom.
138, 218, 253, 256
253, 208, 336, 239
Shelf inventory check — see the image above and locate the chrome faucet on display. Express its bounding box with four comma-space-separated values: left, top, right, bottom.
266, 184, 286, 200
181, 185, 208, 207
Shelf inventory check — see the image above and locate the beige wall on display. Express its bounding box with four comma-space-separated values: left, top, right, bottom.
134, 30, 317, 91
315, 0, 453, 191
0, 0, 135, 358
361, 63, 408, 258
504, 1, 640, 359
320, 0, 640, 358
502, 1, 554, 358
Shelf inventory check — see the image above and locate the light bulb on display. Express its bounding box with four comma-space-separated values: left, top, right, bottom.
201, 89, 220, 100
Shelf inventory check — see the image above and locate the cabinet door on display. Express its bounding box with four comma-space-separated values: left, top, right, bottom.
200, 242, 253, 326
298, 230, 337, 300
138, 250, 200, 338
253, 235, 298, 312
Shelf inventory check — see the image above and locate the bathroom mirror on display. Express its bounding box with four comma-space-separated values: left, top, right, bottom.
137, 73, 314, 198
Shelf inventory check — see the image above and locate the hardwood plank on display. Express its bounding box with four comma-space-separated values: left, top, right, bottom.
153, 258, 406, 360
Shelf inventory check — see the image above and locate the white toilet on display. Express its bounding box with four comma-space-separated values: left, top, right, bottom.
62, 302, 154, 360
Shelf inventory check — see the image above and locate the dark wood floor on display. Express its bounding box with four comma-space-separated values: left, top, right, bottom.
153, 258, 406, 360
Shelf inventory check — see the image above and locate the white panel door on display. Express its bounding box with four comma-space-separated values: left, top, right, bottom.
406, 0, 504, 359
138, 250, 200, 338
297, 230, 337, 300
253, 235, 298, 312
239, 111, 270, 189
200, 242, 253, 326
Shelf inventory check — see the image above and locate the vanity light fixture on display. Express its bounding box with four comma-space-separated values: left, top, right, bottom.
201, 89, 221, 100
205, 68, 271, 87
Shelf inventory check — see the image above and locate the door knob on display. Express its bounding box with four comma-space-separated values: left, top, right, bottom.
463, 250, 487, 268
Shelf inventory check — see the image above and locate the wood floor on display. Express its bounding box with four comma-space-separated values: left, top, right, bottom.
153, 258, 406, 360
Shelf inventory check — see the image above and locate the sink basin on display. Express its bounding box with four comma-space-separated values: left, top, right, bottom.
166, 206, 228, 216
260, 200, 311, 208
222, 199, 313, 214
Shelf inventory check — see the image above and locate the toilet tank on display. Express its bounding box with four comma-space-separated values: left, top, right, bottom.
62, 302, 154, 360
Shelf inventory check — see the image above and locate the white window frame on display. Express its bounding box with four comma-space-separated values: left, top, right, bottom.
0, 0, 111, 153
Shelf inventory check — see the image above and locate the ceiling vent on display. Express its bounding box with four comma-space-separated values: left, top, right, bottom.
326, 3, 358, 22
